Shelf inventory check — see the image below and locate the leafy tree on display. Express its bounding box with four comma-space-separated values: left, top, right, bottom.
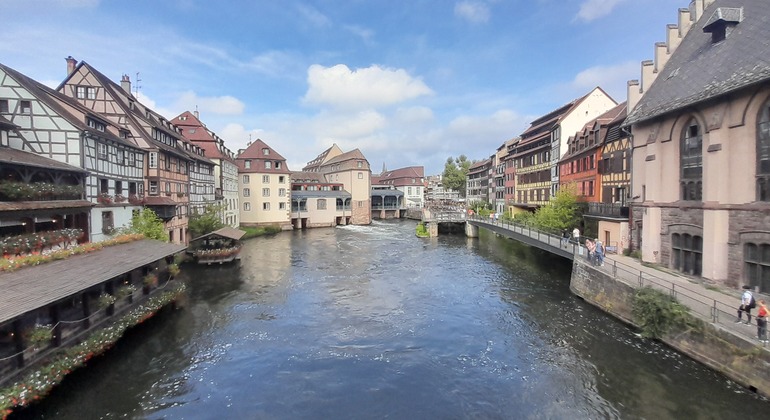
188, 203, 226, 239
442, 155, 472, 197
126, 208, 166, 241
531, 185, 581, 233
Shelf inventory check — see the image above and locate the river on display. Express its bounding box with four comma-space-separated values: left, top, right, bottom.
14, 220, 769, 419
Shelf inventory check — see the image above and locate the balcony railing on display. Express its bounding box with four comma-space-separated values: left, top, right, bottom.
586, 202, 629, 218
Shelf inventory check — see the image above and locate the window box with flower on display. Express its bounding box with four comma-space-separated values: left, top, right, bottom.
97, 193, 113, 204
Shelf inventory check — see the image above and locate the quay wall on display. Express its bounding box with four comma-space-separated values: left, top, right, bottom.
570, 260, 770, 398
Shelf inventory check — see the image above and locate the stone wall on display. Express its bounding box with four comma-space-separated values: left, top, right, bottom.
571, 259, 770, 398
728, 209, 770, 288
659, 206, 704, 268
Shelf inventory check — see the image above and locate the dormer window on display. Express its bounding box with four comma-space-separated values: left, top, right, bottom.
703, 7, 743, 44
262, 148, 269, 155
87, 117, 106, 132
245, 160, 251, 169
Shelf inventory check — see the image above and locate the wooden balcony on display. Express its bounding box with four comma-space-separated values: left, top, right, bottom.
585, 202, 629, 219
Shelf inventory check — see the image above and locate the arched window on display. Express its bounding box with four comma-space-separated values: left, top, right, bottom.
680, 119, 703, 200
756, 100, 770, 201
671, 233, 702, 276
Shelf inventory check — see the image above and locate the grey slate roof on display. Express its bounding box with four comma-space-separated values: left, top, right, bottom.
625, 0, 770, 126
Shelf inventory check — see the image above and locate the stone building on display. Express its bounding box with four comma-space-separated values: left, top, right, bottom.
236, 139, 292, 229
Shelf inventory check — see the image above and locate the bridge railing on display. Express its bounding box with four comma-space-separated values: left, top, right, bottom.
468, 215, 748, 334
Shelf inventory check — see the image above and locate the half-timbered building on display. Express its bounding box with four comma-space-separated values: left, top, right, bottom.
57, 58, 192, 243
0, 63, 144, 242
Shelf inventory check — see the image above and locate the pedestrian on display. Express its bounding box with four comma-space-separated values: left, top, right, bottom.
561, 229, 569, 248
757, 299, 768, 343
736, 285, 755, 324
595, 238, 605, 266
585, 238, 595, 264
572, 227, 580, 245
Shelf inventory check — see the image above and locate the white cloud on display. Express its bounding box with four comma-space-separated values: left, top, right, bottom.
303, 64, 433, 109
172, 91, 245, 116
575, 0, 627, 22
344, 25, 375, 44
394, 106, 434, 125
454, 1, 490, 24
570, 60, 638, 101
295, 4, 332, 27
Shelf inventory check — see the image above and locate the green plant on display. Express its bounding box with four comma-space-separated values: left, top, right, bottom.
97, 293, 117, 309
116, 284, 137, 299
168, 263, 180, 277
125, 209, 166, 241
188, 203, 226, 239
25, 325, 52, 347
632, 287, 692, 339
415, 222, 429, 238
143, 273, 158, 287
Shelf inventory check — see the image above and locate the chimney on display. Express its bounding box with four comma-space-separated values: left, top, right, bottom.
194, 109, 199, 119
65, 56, 77, 76
120, 74, 131, 94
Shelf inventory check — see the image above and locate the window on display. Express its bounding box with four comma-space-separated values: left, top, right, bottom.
263, 175, 270, 183
102, 211, 114, 234
265, 161, 272, 169
243, 202, 251, 211
279, 202, 286, 210
757, 100, 770, 201
262, 188, 270, 197
358, 172, 363, 179
357, 161, 363, 168
165, 182, 171, 193
97, 143, 108, 160
262, 148, 269, 155
115, 181, 123, 195
278, 188, 286, 197
242, 175, 250, 183
164, 156, 171, 170
275, 162, 282, 169
744, 243, 770, 292
20, 100, 31, 114
245, 160, 251, 169
671, 233, 703, 276
317, 199, 326, 210
0, 100, 8, 113
263, 202, 270, 210
149, 181, 158, 195
99, 178, 109, 194
243, 188, 250, 197
680, 119, 703, 201
76, 86, 96, 100
408, 187, 412, 195
279, 176, 285, 184
149, 152, 158, 169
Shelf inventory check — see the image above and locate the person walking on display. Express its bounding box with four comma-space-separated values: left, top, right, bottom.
595, 238, 605, 266
572, 227, 580, 245
585, 238, 595, 264
561, 230, 570, 248
736, 285, 755, 324
757, 300, 768, 343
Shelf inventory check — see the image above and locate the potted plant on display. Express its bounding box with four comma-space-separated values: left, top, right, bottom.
116, 284, 137, 302
25, 324, 52, 349
168, 263, 180, 278
97, 292, 117, 309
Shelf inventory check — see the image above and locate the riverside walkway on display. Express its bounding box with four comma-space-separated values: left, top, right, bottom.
467, 216, 769, 348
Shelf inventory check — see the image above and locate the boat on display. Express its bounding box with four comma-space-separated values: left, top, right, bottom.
188, 227, 246, 265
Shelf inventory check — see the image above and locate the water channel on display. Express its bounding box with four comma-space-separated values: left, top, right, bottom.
15, 220, 769, 419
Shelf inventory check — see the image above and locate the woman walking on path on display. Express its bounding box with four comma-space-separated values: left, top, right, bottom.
757, 300, 768, 343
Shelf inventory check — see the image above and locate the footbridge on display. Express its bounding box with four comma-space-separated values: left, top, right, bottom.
422, 208, 578, 260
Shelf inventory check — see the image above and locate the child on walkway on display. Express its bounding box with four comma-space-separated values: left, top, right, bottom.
736, 285, 754, 324
757, 300, 768, 343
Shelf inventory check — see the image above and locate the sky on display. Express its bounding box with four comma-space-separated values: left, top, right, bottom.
1, 0, 686, 175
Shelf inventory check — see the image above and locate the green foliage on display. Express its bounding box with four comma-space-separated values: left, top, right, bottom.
188, 203, 226, 239
415, 222, 429, 238
97, 293, 117, 309
530, 186, 581, 234
126, 209, 166, 241
168, 263, 181, 277
0, 180, 82, 201
25, 325, 52, 347
632, 287, 692, 339
442, 155, 472, 197
240, 225, 282, 239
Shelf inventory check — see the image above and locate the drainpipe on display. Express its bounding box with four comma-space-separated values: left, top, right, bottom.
621, 124, 635, 252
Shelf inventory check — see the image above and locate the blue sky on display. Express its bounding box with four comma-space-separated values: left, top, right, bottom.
2, 0, 684, 174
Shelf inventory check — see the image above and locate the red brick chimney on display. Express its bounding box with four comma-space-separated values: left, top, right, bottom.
65, 56, 77, 76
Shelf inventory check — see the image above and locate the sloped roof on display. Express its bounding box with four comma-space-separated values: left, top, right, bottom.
625, 0, 770, 126
324, 148, 368, 166
291, 171, 328, 183
235, 139, 291, 173
191, 226, 246, 242
0, 146, 87, 173
0, 115, 16, 129
378, 166, 424, 180
171, 111, 234, 163
303, 144, 343, 171
0, 63, 139, 150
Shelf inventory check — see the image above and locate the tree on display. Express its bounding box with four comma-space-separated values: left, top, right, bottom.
531, 185, 581, 233
442, 155, 472, 197
188, 203, 226, 239
126, 208, 166, 241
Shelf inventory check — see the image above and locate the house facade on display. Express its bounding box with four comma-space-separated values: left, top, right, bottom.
466, 158, 491, 206
291, 171, 351, 228
0, 63, 144, 242
57, 59, 191, 243
236, 139, 292, 229
302, 144, 371, 225
626, 0, 770, 292
172, 111, 239, 227
375, 166, 425, 208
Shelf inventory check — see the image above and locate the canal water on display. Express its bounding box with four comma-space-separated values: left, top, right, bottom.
15, 220, 769, 419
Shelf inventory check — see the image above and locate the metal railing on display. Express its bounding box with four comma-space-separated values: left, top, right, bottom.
467, 215, 763, 343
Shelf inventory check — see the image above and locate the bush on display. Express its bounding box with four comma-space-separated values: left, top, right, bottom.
25, 325, 52, 347
415, 222, 429, 238
168, 263, 180, 277
632, 287, 692, 339
97, 293, 117, 309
